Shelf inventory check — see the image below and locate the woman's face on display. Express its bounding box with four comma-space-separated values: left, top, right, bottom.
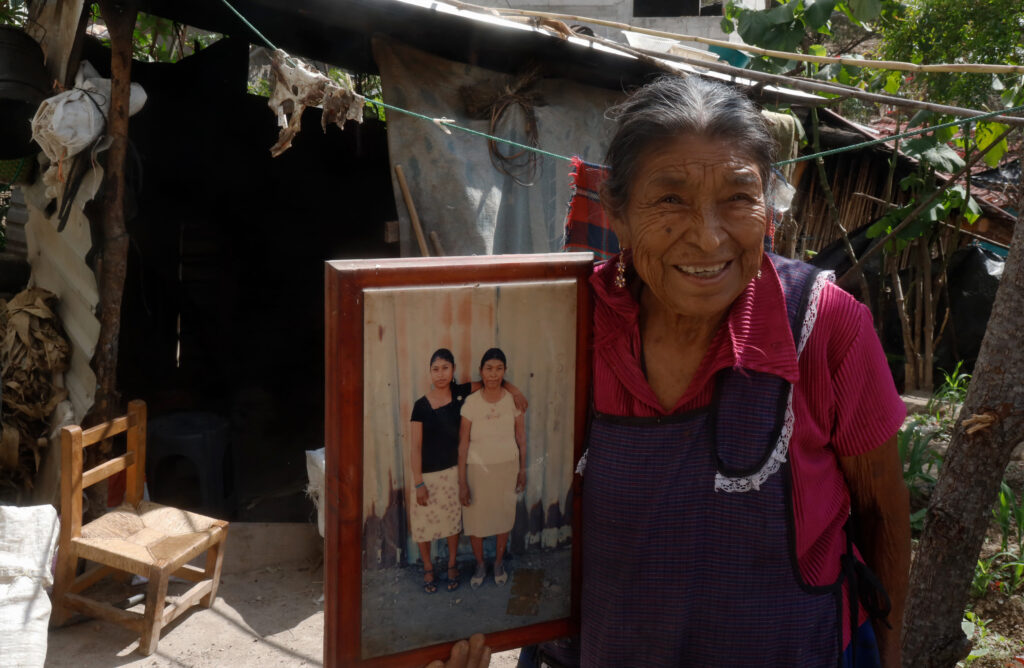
607, 134, 768, 323
429, 359, 454, 390
480, 359, 506, 390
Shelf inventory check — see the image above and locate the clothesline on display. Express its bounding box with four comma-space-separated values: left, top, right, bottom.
217, 0, 1023, 172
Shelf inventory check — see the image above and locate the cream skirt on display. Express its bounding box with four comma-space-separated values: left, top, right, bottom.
462, 458, 519, 538
409, 466, 462, 543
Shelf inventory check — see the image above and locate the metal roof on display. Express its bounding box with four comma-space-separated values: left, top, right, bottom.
138, 0, 820, 103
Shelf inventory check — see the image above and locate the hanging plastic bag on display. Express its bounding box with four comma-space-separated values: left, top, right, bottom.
30, 60, 147, 163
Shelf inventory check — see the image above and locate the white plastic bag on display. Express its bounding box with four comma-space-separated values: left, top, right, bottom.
30, 60, 147, 163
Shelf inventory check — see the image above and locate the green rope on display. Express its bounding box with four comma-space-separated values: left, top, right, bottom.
218, 0, 1022, 171
363, 98, 573, 162
219, 0, 278, 51
775, 104, 1024, 167
0, 157, 26, 189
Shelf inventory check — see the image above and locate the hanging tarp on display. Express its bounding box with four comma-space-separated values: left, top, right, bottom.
373, 36, 623, 256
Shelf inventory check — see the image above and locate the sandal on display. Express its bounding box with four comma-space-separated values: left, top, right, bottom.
447, 565, 461, 592
470, 562, 486, 589
423, 568, 438, 594
494, 561, 508, 586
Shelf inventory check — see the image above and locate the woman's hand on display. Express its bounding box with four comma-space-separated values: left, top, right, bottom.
511, 389, 528, 414
416, 485, 430, 506
424, 633, 491, 668
459, 483, 472, 506
516, 469, 526, 493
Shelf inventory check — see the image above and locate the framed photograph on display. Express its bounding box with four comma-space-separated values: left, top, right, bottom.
324, 253, 594, 667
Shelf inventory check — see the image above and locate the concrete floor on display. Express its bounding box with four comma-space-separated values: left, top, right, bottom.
43, 523, 519, 667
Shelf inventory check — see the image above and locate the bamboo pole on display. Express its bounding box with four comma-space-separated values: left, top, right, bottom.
461, 1, 1024, 75
558, 23, 1024, 127
444, 0, 1024, 126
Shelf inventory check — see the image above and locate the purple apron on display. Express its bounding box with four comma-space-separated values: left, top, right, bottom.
579, 256, 845, 667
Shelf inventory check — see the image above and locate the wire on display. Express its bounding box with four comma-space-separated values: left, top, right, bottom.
217, 0, 1024, 171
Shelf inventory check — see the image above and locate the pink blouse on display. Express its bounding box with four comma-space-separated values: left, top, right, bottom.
591, 252, 906, 641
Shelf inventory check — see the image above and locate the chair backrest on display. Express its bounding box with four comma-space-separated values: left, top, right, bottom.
59, 400, 147, 540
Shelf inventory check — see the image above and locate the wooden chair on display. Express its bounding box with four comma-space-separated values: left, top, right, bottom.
50, 400, 229, 655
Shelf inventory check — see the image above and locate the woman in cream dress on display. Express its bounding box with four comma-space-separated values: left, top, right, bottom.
458, 348, 527, 589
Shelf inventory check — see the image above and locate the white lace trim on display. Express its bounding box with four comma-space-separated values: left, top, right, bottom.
714, 270, 835, 493
576, 449, 588, 476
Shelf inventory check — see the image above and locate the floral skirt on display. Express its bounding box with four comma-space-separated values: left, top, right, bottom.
409, 466, 462, 543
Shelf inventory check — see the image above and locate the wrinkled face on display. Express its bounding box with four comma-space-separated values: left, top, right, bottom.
607, 134, 768, 322
480, 359, 506, 390
429, 359, 454, 390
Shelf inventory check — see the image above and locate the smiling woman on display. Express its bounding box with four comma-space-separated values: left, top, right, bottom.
458, 348, 528, 590
525, 76, 911, 668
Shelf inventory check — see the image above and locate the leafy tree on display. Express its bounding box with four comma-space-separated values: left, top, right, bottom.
0, 0, 27, 27
875, 0, 1024, 110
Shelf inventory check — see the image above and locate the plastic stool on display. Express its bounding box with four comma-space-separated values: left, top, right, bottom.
146, 412, 232, 518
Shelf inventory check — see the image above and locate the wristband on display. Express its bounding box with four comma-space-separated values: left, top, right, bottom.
415, 482, 425, 489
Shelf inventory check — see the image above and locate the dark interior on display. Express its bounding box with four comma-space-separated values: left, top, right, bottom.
82, 37, 398, 520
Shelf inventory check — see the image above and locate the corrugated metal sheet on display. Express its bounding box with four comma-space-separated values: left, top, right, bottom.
21, 168, 101, 422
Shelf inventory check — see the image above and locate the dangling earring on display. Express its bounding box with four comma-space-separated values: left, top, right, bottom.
757, 269, 762, 280
614, 250, 627, 288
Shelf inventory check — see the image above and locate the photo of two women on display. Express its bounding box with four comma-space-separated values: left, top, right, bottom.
360, 280, 577, 659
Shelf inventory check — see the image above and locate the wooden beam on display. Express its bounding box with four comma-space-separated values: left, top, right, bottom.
63, 592, 145, 632
82, 452, 134, 489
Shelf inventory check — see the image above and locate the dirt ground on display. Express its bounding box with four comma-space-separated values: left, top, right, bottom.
42, 523, 522, 668
363, 547, 571, 659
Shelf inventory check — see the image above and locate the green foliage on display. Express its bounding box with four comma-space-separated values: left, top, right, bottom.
928, 360, 971, 419
87, 5, 222, 64
0, 0, 27, 27
875, 0, 1024, 109
898, 418, 938, 490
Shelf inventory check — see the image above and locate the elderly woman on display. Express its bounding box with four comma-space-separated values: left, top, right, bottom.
458, 348, 527, 589
435, 75, 910, 668
566, 76, 910, 667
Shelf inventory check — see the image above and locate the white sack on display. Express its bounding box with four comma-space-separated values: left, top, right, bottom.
31, 60, 147, 163
0, 504, 60, 668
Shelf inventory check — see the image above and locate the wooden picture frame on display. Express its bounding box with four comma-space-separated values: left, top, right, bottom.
325, 253, 594, 667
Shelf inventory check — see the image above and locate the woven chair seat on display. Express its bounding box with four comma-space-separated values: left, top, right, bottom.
76, 502, 223, 572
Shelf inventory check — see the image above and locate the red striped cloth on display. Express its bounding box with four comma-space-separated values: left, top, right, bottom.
562, 157, 619, 260
591, 251, 905, 647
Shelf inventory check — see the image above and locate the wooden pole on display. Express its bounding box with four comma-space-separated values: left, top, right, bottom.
90, 0, 137, 424
394, 164, 431, 258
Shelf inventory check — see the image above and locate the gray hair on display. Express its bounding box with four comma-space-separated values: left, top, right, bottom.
602, 75, 777, 214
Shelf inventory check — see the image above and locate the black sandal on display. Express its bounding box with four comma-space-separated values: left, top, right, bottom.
423, 568, 438, 594
447, 565, 460, 592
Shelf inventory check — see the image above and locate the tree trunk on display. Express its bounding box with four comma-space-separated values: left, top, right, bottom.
89, 0, 137, 424
902, 160, 1024, 666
